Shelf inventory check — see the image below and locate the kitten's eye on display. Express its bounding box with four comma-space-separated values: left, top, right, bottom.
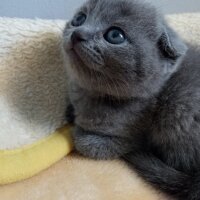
71, 12, 86, 27
104, 27, 125, 44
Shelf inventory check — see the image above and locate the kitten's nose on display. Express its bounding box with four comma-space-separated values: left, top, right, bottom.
71, 29, 93, 45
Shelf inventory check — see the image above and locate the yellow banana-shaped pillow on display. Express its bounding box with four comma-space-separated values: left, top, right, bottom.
0, 125, 73, 185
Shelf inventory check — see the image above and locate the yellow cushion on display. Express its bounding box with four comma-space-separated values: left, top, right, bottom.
0, 125, 73, 185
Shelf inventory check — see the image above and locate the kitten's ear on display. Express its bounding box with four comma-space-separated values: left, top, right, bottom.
158, 24, 188, 75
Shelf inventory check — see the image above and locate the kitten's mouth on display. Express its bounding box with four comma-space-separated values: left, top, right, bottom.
69, 48, 83, 65
68, 43, 104, 69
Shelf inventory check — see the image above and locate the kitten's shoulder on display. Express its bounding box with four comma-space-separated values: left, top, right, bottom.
157, 45, 200, 112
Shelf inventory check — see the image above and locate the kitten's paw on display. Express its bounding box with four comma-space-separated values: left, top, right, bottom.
72, 126, 130, 160
66, 104, 75, 124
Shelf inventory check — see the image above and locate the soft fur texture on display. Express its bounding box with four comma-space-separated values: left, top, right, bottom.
0, 18, 68, 149
0, 13, 200, 200
63, 0, 200, 199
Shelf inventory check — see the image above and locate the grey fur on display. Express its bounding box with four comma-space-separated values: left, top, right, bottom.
63, 0, 200, 199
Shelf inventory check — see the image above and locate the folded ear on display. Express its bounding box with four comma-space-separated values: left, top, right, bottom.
158, 24, 188, 75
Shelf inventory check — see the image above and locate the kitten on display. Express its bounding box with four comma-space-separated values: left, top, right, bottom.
63, 0, 200, 199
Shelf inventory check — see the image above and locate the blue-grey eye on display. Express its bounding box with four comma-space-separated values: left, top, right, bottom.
104, 27, 125, 44
71, 13, 86, 27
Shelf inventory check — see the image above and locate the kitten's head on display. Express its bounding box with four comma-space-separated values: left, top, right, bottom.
63, 0, 187, 98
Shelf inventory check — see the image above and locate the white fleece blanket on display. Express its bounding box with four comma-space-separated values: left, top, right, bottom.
0, 18, 69, 149
0, 14, 200, 150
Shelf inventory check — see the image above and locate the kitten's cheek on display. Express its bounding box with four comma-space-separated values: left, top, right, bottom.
72, 127, 125, 160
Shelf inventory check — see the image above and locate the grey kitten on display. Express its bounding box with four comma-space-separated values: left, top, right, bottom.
63, 0, 200, 199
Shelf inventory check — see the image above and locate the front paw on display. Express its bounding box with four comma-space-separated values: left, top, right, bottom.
72, 126, 131, 160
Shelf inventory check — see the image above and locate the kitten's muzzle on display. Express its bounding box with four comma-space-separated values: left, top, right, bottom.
71, 29, 93, 46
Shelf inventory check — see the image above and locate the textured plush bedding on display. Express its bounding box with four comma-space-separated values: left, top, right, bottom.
0, 18, 68, 149
0, 13, 200, 199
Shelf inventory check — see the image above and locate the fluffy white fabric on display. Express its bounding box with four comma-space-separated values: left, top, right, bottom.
166, 13, 200, 46
0, 18, 69, 149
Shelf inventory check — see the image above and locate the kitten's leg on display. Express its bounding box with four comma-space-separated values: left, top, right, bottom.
72, 126, 132, 159
123, 152, 193, 200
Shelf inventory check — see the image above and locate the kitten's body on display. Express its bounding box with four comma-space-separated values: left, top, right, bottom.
63, 0, 200, 199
